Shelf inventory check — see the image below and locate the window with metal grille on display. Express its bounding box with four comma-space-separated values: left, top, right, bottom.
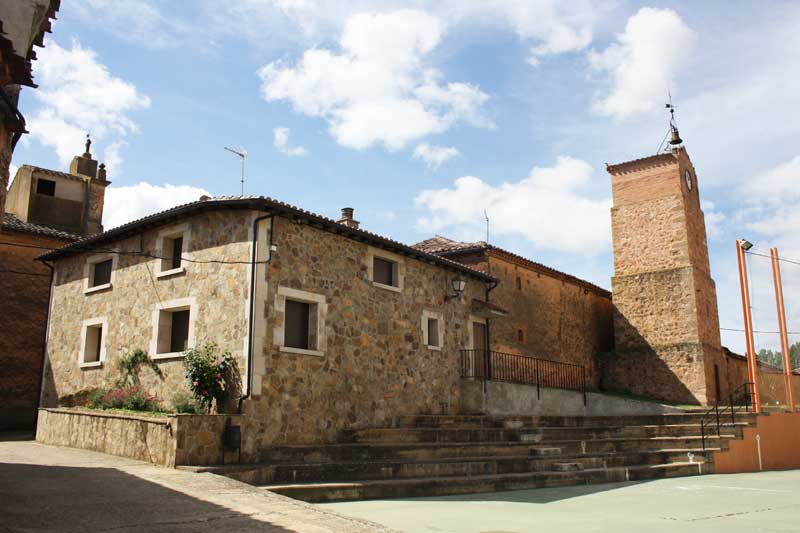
91, 259, 112, 287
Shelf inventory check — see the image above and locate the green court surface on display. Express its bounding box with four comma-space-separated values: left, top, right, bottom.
322, 470, 800, 532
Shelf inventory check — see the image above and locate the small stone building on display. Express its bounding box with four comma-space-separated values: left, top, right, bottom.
0, 144, 108, 429
413, 236, 614, 387
38, 198, 497, 450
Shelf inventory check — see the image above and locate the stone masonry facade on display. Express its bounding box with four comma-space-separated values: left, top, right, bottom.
605, 148, 727, 405
413, 238, 614, 389
41, 200, 491, 460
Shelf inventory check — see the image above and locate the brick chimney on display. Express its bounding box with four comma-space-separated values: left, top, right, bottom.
337, 207, 360, 229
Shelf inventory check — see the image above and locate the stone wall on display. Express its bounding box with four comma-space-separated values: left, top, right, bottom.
606, 149, 724, 405
42, 210, 253, 410
0, 125, 10, 225
483, 252, 613, 387
0, 230, 71, 429
36, 408, 244, 466
242, 215, 487, 453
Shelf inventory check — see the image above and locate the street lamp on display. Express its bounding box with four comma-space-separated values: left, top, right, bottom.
739, 239, 753, 251
446, 273, 467, 301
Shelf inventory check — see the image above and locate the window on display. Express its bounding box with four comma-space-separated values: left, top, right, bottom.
422, 310, 444, 351
367, 247, 404, 292
516, 276, 522, 290
275, 286, 327, 356
518, 329, 525, 343
79, 318, 107, 368
92, 259, 112, 287
427, 318, 440, 347
84, 254, 116, 294
150, 298, 196, 358
285, 299, 311, 350
156, 224, 190, 277
36, 178, 56, 196
373, 257, 397, 287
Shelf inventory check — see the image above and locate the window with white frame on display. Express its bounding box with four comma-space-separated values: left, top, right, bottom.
150, 298, 196, 358
274, 286, 326, 356
79, 318, 107, 367
421, 310, 444, 351
366, 247, 404, 292
156, 224, 190, 277
83, 254, 116, 294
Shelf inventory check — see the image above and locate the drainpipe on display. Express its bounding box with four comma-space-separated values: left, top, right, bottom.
34, 260, 55, 435
239, 213, 273, 414
484, 278, 499, 384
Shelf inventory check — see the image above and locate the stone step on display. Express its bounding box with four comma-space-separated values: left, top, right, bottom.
393, 412, 757, 429
346, 423, 746, 444
187, 449, 714, 486
262, 462, 708, 503
253, 435, 733, 463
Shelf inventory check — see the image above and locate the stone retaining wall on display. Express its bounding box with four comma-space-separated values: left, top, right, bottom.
36, 408, 243, 466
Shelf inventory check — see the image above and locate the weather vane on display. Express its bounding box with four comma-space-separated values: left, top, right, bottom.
658, 91, 683, 152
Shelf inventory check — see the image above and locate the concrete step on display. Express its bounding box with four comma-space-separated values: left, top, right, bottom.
393, 412, 757, 429
262, 462, 708, 503
252, 435, 733, 463
187, 449, 714, 486
346, 423, 746, 444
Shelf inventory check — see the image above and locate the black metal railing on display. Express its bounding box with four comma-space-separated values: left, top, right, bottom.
460, 349, 586, 405
700, 381, 755, 449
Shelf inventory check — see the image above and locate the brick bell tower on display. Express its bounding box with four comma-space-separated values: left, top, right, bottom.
604, 118, 725, 405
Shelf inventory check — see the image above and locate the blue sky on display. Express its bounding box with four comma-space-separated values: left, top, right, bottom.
11, 0, 800, 354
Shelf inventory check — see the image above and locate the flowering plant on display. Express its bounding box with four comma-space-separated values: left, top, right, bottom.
183, 343, 238, 413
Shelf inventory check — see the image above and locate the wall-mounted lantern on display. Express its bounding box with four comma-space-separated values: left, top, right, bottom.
446, 273, 467, 301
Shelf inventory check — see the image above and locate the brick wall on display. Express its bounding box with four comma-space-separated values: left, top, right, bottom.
0, 230, 69, 429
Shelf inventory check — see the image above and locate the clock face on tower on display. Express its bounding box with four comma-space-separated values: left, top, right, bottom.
685, 169, 693, 191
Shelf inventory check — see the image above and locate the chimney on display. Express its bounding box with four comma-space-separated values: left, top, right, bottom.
85, 162, 111, 235
69, 134, 98, 178
337, 207, 360, 229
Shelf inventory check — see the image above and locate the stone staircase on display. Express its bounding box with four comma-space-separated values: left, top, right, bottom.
186, 412, 757, 503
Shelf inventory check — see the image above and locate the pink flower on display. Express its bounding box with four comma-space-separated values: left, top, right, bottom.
193, 381, 199, 386
215, 373, 221, 379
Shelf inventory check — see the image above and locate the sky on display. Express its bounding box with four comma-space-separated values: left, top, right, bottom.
10, 0, 800, 356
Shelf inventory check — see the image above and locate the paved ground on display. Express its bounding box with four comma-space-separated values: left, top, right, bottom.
324, 469, 800, 532
0, 434, 393, 533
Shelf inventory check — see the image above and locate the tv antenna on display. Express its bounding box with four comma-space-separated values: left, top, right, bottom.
484, 209, 490, 244
224, 146, 247, 195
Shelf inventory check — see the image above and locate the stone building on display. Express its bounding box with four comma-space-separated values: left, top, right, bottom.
0, 0, 60, 224
0, 143, 108, 428
38, 198, 497, 449
414, 236, 614, 386
603, 146, 726, 405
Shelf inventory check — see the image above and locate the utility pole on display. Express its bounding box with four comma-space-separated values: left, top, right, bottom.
224, 146, 246, 195
770, 247, 795, 411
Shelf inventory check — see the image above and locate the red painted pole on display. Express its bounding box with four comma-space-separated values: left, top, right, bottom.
737, 241, 761, 413
770, 247, 795, 412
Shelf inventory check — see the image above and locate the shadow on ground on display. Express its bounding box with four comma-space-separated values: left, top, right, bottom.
0, 461, 295, 532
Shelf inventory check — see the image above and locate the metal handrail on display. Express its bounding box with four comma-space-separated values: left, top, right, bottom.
460, 349, 586, 404
700, 382, 755, 449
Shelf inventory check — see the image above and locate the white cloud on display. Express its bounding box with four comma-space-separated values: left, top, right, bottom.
413, 143, 459, 168
72, 0, 189, 48
588, 7, 694, 119
739, 156, 800, 207
7, 163, 19, 187
414, 156, 611, 254
272, 127, 308, 156
103, 182, 210, 230
701, 200, 726, 239
27, 40, 150, 169
258, 9, 490, 151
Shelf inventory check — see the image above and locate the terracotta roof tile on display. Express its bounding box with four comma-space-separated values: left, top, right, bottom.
2, 213, 79, 241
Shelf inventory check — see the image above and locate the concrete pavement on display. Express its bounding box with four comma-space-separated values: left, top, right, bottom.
0, 434, 394, 533
325, 468, 800, 532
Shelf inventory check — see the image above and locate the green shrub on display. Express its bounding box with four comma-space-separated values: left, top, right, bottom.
171, 392, 201, 414
183, 343, 239, 413
115, 348, 162, 388
87, 388, 108, 409
94, 386, 161, 412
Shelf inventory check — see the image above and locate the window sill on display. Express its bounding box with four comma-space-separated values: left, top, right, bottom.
426, 344, 442, 351
84, 283, 112, 295
156, 266, 186, 279
79, 361, 103, 369
372, 281, 402, 293
279, 346, 324, 357
151, 352, 185, 361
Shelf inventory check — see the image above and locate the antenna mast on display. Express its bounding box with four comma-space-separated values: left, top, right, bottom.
484, 209, 490, 244
224, 146, 247, 195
